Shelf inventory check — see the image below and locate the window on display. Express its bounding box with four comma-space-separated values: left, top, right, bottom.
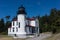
29, 27, 32, 33
16, 22, 18, 25
19, 22, 20, 28
13, 21, 14, 26
10, 28, 11, 32
16, 27, 18, 32
25, 26, 27, 32
28, 20, 30, 25
13, 27, 14, 32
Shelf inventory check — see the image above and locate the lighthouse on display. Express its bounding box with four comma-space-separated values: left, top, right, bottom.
17, 5, 27, 38
8, 5, 39, 38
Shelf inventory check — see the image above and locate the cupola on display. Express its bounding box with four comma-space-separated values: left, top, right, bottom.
17, 5, 27, 15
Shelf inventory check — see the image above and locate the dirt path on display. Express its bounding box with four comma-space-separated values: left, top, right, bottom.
26, 32, 52, 40
43, 33, 60, 40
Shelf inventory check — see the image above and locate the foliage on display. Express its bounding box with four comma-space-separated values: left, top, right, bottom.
39, 8, 60, 33
0, 16, 11, 35
0, 19, 5, 32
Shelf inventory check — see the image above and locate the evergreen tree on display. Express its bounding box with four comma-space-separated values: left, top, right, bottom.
0, 19, 5, 32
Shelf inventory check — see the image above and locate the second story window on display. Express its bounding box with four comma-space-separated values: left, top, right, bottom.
13, 21, 14, 26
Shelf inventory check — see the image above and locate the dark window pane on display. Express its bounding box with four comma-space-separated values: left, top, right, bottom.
13, 27, 14, 32
19, 23, 20, 28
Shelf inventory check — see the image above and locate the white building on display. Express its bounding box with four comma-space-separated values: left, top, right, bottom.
8, 5, 39, 38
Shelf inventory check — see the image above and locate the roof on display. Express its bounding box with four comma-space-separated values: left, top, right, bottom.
17, 5, 27, 15
26, 25, 35, 27
27, 18, 35, 21
12, 17, 17, 21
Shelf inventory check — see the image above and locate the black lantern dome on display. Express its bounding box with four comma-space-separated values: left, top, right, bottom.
17, 5, 27, 15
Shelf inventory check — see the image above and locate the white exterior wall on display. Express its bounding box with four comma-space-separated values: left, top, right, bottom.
29, 19, 39, 27
30, 20, 36, 27
8, 21, 19, 35
8, 28, 15, 34
12, 21, 18, 27
17, 14, 26, 34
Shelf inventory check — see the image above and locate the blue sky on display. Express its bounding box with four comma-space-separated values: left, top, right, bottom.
0, 0, 60, 19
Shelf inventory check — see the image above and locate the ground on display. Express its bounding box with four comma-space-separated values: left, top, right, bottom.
43, 33, 60, 40
0, 35, 12, 40
26, 32, 52, 40
1, 32, 60, 40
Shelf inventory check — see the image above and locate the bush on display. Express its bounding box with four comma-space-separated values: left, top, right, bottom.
52, 28, 56, 34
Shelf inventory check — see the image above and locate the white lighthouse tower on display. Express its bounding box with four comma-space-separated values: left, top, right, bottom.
17, 5, 27, 38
